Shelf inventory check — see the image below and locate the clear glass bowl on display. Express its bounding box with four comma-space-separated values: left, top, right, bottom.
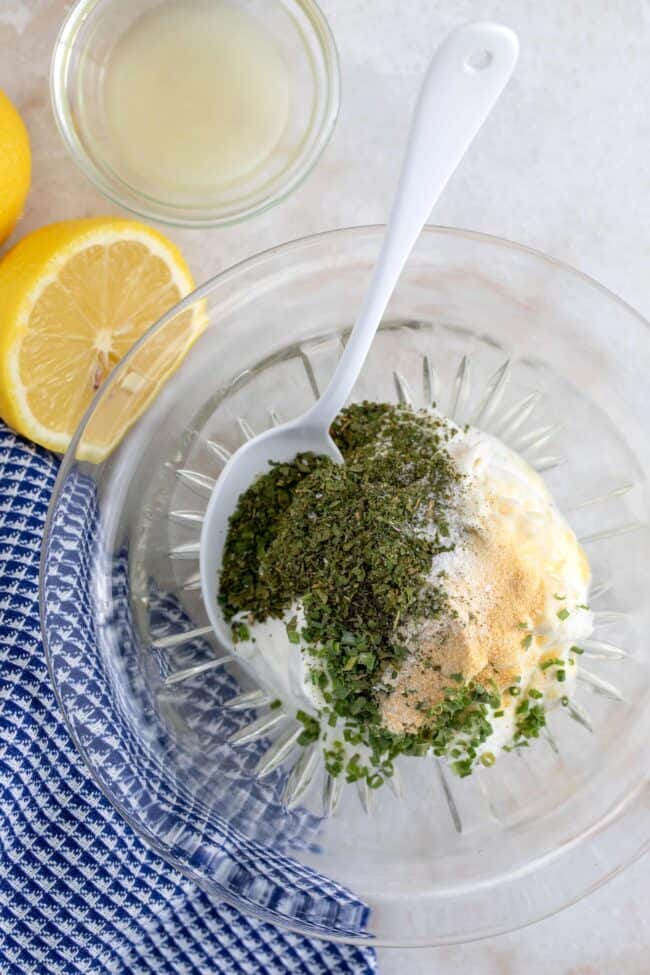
50, 0, 340, 227
42, 227, 650, 946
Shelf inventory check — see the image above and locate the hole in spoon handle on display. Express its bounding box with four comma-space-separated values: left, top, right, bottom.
465, 49, 494, 71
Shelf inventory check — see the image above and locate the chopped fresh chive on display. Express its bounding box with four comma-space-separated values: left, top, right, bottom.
528, 688, 543, 699
556, 669, 566, 682
557, 608, 570, 621
480, 752, 496, 767
540, 657, 564, 671
296, 709, 320, 745
269, 699, 282, 710
570, 645, 584, 655
521, 633, 533, 650
513, 701, 546, 742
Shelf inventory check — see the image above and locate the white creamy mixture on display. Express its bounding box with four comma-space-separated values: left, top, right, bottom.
234, 412, 593, 768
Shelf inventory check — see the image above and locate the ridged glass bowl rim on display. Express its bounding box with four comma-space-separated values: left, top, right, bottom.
49, 0, 341, 228
41, 225, 650, 946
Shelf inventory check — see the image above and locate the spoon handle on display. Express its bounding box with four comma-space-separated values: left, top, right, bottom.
310, 21, 519, 428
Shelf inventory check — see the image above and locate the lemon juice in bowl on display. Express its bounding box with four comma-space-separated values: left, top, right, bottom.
51, 0, 340, 225
103, 0, 290, 202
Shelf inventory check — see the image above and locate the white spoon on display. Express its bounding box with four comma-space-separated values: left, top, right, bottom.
201, 21, 519, 652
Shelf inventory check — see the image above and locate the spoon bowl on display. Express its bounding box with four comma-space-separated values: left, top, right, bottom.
201, 418, 342, 648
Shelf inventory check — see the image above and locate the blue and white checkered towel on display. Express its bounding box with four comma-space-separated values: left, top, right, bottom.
0, 423, 375, 975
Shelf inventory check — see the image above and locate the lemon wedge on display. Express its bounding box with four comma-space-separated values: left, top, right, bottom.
0, 218, 201, 461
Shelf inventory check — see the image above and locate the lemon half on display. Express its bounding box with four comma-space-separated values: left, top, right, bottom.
0, 218, 200, 461
0, 90, 31, 246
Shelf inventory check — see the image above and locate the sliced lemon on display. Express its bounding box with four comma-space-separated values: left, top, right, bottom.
0, 218, 202, 461
0, 90, 31, 245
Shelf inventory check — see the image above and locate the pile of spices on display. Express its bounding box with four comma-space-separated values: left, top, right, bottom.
218, 402, 529, 787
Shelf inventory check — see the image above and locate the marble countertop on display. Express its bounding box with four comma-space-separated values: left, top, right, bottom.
2, 1, 648, 972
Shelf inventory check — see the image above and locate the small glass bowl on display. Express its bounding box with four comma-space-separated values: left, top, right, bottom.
50, 0, 340, 227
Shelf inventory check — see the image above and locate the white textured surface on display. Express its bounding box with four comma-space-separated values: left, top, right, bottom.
2, 0, 648, 971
